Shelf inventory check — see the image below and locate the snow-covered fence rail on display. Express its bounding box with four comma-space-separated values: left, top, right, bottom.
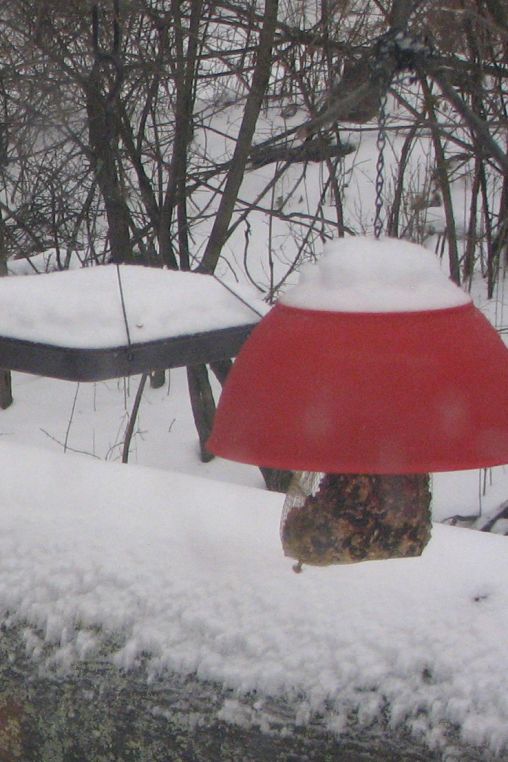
0, 443, 507, 760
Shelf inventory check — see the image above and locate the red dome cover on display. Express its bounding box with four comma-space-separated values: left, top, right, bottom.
208, 302, 508, 473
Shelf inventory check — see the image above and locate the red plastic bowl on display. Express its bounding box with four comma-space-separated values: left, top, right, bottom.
208, 302, 508, 473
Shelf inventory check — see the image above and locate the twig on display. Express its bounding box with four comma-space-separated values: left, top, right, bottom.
64, 383, 80, 453
122, 372, 148, 463
480, 501, 508, 533
40, 428, 101, 459
423, 62, 508, 174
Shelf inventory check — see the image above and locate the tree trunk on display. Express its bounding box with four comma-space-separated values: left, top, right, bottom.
86, 5, 131, 265
85, 71, 132, 264
0, 209, 12, 409
282, 472, 432, 566
421, 77, 460, 285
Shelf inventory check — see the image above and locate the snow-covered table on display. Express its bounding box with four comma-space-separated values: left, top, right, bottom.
0, 266, 265, 381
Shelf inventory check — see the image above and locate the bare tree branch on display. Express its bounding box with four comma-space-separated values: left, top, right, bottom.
198, 0, 279, 275
423, 61, 508, 174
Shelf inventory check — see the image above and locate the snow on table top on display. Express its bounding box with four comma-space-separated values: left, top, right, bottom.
1, 441, 508, 756
0, 265, 266, 348
281, 236, 472, 313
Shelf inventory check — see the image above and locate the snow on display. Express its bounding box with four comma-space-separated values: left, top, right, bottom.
281, 236, 471, 313
0, 265, 267, 347
1, 440, 508, 756
0, 91, 507, 760
7, 248, 84, 275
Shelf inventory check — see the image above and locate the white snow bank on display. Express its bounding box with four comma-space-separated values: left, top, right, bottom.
7, 249, 84, 275
0, 265, 266, 347
281, 236, 471, 312
1, 442, 508, 755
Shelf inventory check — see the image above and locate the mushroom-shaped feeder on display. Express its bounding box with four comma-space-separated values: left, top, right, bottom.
208, 237, 508, 567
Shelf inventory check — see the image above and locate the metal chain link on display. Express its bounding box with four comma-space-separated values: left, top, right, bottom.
373, 91, 388, 240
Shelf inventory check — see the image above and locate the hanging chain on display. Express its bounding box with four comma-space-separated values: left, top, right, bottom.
371, 29, 435, 240
373, 90, 388, 240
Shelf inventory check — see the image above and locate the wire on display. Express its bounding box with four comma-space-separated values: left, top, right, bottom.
187, 249, 266, 319
115, 264, 132, 347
